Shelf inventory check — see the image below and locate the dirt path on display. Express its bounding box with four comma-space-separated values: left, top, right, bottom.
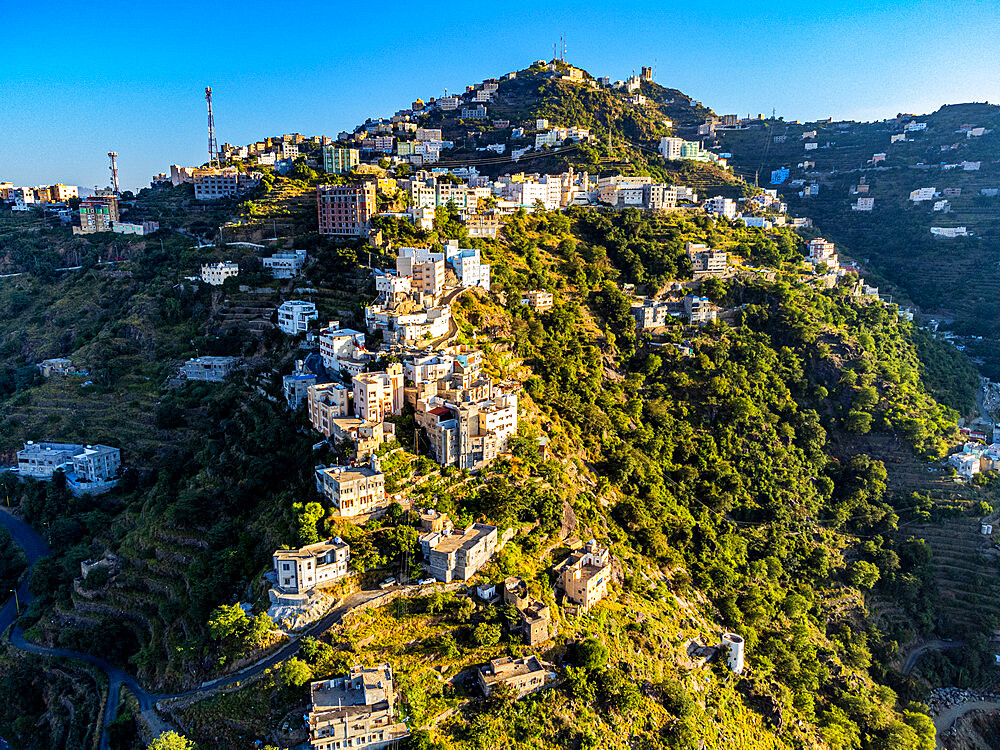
935, 701, 1000, 748
900, 639, 962, 676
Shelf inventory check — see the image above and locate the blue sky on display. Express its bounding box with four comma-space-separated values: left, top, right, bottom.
2, 0, 998, 190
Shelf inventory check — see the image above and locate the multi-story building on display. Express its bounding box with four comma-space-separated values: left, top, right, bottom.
396, 246, 446, 297
477, 656, 556, 698
557, 540, 612, 615
416, 390, 517, 471
180, 356, 241, 382
263, 249, 307, 279
307, 382, 351, 436
273, 538, 350, 594
704, 195, 738, 220
307, 665, 409, 750
315, 459, 386, 518
50, 184, 78, 202
450, 246, 491, 291
684, 295, 718, 325
686, 242, 728, 276
283, 359, 321, 410
317, 183, 376, 237
521, 290, 554, 312
806, 238, 838, 265
16, 441, 121, 495
461, 104, 488, 120
192, 167, 260, 201
72, 196, 119, 234
423, 523, 498, 582
318, 322, 367, 372
200, 261, 239, 286
277, 300, 319, 336
353, 364, 404, 423
631, 298, 674, 329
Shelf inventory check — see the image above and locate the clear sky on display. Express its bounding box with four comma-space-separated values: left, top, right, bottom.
2, 0, 998, 191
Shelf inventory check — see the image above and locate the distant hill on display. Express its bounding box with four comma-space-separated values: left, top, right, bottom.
717, 102, 1000, 374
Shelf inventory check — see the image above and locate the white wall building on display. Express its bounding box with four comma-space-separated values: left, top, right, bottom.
200, 261, 239, 286
277, 300, 319, 335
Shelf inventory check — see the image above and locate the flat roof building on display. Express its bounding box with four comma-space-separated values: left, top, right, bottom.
273, 538, 350, 595
307, 665, 409, 750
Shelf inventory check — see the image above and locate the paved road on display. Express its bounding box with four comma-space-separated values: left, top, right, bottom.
900, 639, 962, 676
934, 700, 1000, 748
0, 506, 416, 746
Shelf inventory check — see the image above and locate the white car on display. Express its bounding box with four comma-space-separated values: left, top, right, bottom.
418, 578, 436, 586
379, 577, 397, 590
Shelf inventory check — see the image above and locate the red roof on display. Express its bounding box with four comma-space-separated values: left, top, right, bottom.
429, 407, 451, 417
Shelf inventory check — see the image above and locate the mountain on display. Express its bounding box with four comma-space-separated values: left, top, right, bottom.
716, 103, 1000, 376
0, 61, 992, 750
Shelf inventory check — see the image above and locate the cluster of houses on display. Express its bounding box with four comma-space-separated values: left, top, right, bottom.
948, 441, 1000, 480
15, 441, 121, 496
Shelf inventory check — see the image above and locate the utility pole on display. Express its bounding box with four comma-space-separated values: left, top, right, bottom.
9, 589, 19, 616
107, 152, 120, 195
205, 86, 218, 168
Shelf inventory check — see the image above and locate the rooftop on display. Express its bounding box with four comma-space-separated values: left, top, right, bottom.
430, 523, 496, 554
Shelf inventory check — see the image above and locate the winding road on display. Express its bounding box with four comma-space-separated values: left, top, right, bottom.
0, 507, 400, 748
900, 639, 962, 676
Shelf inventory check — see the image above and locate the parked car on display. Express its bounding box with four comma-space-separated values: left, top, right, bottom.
418, 578, 436, 586
379, 577, 397, 590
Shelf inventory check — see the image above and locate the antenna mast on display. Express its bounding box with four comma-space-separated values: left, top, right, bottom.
205, 86, 218, 167
107, 152, 119, 195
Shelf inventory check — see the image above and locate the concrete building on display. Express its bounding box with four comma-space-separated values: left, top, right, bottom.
273, 538, 350, 594
315, 459, 386, 518
806, 238, 838, 268
521, 290, 554, 312
396, 246, 446, 297
631, 298, 674, 329
450, 246, 491, 291
193, 167, 260, 201
263, 248, 307, 279
416, 390, 517, 471
423, 523, 498, 582
317, 183, 376, 237
200, 261, 239, 286
283, 359, 322, 410
72, 196, 119, 234
308, 382, 351, 436
477, 656, 556, 698
307, 665, 409, 750
353, 364, 404, 423
852, 197, 875, 212
37, 358, 73, 377
502, 577, 550, 645
318, 322, 367, 373
686, 242, 727, 276
704, 195, 738, 220
557, 540, 611, 615
180, 356, 241, 382
278, 300, 319, 336
16, 441, 121, 495
684, 295, 717, 325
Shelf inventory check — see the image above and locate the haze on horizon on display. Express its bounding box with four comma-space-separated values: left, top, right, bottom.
2, 0, 998, 191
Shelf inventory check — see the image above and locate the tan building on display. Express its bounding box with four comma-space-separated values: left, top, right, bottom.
423, 523, 497, 582
273, 538, 350, 594
327, 417, 388, 460
72, 196, 119, 234
307, 382, 351, 436
315, 459, 386, 518
503, 576, 550, 644
308, 665, 409, 750
477, 656, 556, 697
51, 184, 79, 202
418, 508, 454, 534
556, 540, 611, 615
686, 242, 728, 276
521, 290, 554, 312
353, 364, 404, 423
415, 390, 518, 471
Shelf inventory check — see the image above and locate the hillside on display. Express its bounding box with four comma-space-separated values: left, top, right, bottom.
716, 103, 1000, 375
0, 62, 995, 750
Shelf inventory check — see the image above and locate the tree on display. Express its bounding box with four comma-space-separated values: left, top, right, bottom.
473, 622, 501, 647
295, 501, 325, 545
147, 731, 196, 750
849, 560, 880, 590
575, 638, 609, 672
245, 612, 274, 648
207, 604, 248, 642
282, 657, 313, 687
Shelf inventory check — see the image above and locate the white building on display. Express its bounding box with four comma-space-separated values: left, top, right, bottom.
200, 261, 239, 286
909, 187, 937, 202
180, 356, 241, 382
277, 300, 319, 336
111, 221, 159, 235
852, 197, 875, 211
318, 322, 367, 372
16, 441, 121, 495
930, 226, 970, 238
704, 196, 738, 220
263, 249, 306, 279
273, 538, 350, 594
450, 246, 491, 291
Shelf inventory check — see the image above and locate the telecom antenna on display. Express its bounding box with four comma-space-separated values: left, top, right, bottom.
107, 152, 120, 195
205, 86, 218, 167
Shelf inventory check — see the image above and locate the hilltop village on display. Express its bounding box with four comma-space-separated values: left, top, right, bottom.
0, 58, 994, 750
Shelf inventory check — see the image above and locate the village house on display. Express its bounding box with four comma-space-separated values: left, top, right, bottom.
307, 665, 409, 750
556, 540, 612, 615
277, 300, 319, 336
180, 356, 241, 382
686, 242, 728, 276
200, 261, 239, 286
521, 290, 554, 312
16, 441, 121, 496
477, 656, 556, 698
283, 358, 324, 410
307, 382, 351, 436
315, 458, 387, 518
273, 538, 350, 594
421, 520, 498, 582
353, 364, 404, 423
